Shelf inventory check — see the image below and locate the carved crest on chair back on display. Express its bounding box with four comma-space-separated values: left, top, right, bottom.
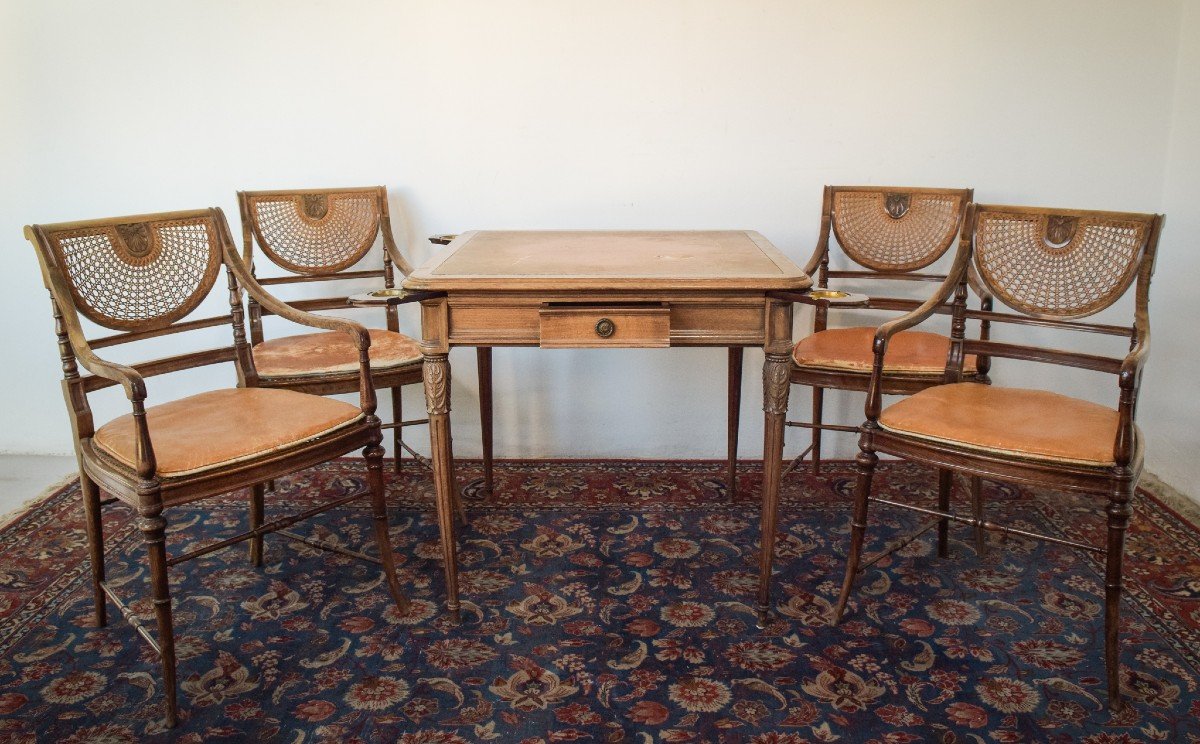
246, 192, 381, 275
830, 189, 966, 272
884, 193, 911, 219
1044, 215, 1078, 247
42, 215, 223, 331
973, 209, 1153, 319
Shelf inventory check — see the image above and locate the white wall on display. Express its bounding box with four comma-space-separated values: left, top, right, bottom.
1, 1, 1195, 499
1142, 1, 1200, 495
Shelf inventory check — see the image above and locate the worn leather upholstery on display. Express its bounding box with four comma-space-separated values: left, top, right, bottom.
878, 382, 1122, 465
93, 388, 364, 476
253, 329, 422, 378
792, 326, 976, 375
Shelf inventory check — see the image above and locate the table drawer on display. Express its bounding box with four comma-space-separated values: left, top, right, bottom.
539, 303, 670, 348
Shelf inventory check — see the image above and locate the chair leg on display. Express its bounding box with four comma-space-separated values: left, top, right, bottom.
833, 449, 877, 623
1104, 482, 1133, 711
476, 347, 494, 496
139, 497, 178, 728
391, 385, 404, 474
366, 442, 409, 613
937, 469, 952, 559
811, 386, 824, 476
249, 483, 265, 567
79, 470, 107, 627
727, 347, 743, 501
969, 475, 985, 556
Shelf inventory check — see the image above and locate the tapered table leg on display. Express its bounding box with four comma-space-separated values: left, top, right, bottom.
477, 347, 495, 496
423, 352, 461, 623
757, 299, 793, 626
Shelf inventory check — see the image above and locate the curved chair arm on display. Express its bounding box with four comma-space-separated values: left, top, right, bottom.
862, 236, 972, 421
25, 228, 148, 403
221, 242, 378, 415
800, 208, 832, 278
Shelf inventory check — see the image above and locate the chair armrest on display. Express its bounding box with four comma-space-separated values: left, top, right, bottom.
862, 237, 972, 421
223, 246, 370, 348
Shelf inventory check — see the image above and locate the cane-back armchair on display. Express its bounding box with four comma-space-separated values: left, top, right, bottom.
237, 186, 486, 504
25, 208, 408, 727
833, 203, 1164, 710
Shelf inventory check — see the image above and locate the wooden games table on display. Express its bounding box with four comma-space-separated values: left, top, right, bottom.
402, 230, 811, 621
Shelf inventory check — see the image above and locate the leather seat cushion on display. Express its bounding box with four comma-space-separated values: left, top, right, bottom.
254, 329, 422, 378
878, 382, 1121, 465
793, 327, 976, 374
93, 388, 364, 477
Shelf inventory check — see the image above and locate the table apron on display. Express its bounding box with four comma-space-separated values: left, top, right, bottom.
441, 294, 771, 347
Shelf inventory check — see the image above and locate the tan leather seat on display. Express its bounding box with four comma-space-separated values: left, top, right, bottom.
93, 388, 364, 477
253, 329, 422, 378
792, 326, 976, 374
878, 382, 1122, 466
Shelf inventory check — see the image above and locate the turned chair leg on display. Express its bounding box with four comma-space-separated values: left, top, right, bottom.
365, 442, 409, 613
139, 496, 178, 728
477, 347, 494, 496
249, 483, 265, 567
391, 385, 405, 474
969, 475, 985, 555
937, 469, 952, 558
1104, 483, 1133, 711
811, 386, 824, 476
834, 449, 878, 623
79, 471, 107, 627
727, 347, 743, 500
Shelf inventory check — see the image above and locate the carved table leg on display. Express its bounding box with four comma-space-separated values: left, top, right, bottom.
757, 299, 793, 626
424, 353, 460, 623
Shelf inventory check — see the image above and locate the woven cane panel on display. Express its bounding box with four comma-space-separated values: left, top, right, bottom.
248, 193, 380, 275
831, 191, 962, 272
974, 211, 1147, 319
47, 218, 222, 331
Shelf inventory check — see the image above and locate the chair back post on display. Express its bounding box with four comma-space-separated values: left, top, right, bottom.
236, 191, 266, 347
813, 185, 833, 333
48, 291, 96, 441
1114, 213, 1165, 467
216, 207, 260, 388
944, 202, 978, 385
376, 186, 403, 334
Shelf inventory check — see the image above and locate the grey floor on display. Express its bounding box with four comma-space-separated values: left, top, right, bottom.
0, 454, 75, 523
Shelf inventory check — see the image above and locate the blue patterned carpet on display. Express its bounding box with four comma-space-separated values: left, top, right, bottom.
1, 460, 1198, 743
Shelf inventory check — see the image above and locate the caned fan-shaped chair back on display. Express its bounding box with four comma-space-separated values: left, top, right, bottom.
971, 206, 1159, 320
31, 211, 224, 332
829, 187, 970, 272
241, 187, 387, 275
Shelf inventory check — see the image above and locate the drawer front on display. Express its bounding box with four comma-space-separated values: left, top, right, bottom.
539, 303, 670, 348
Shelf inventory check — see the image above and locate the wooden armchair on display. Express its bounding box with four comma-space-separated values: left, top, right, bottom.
25, 208, 408, 727
832, 203, 1164, 710
236, 186, 488, 501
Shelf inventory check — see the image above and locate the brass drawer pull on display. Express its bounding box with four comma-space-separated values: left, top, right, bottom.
595, 318, 615, 338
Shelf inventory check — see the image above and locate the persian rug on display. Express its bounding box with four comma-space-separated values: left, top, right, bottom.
1, 460, 1199, 743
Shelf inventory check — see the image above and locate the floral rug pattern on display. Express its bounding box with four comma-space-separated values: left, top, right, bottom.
1, 459, 1199, 743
